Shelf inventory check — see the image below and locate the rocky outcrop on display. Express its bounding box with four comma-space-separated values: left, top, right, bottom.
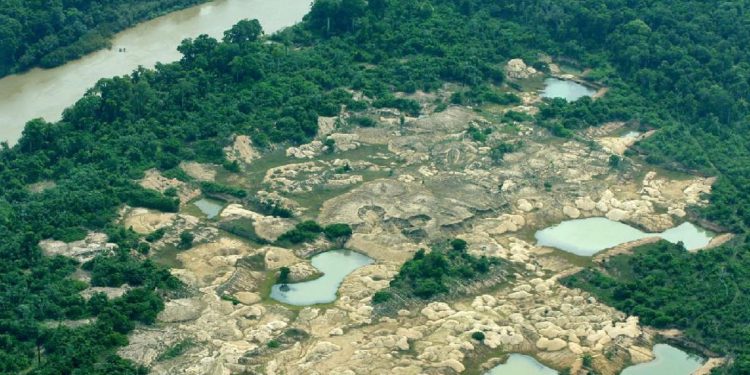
139, 169, 200, 204
224, 135, 260, 165
39, 232, 116, 263
287, 140, 324, 159
505, 58, 539, 79
220, 204, 294, 241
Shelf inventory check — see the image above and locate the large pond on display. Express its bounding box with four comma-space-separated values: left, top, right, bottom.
621, 344, 704, 375
270, 249, 374, 306
484, 345, 703, 375
0, 0, 311, 145
541, 78, 597, 102
193, 198, 224, 219
484, 354, 557, 375
535, 217, 713, 256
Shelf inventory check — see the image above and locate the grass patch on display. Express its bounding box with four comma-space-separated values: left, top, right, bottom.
156, 339, 195, 362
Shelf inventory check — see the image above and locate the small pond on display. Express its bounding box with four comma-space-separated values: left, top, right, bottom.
535, 217, 713, 256
621, 344, 704, 375
484, 354, 557, 375
541, 78, 597, 102
270, 249, 374, 306
193, 198, 224, 219
484, 345, 702, 375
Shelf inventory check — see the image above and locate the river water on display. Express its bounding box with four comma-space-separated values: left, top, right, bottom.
0, 0, 311, 145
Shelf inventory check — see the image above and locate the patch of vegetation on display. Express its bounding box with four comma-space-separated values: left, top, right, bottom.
451, 86, 520, 106
373, 240, 503, 306
179, 231, 194, 249
349, 116, 377, 128
222, 160, 241, 173
267, 340, 280, 349
156, 339, 195, 362
502, 110, 532, 123
334, 163, 352, 174
324, 138, 336, 153
471, 331, 485, 341
467, 125, 492, 142
372, 95, 421, 116
371, 290, 392, 304
145, 227, 167, 243
276, 220, 323, 246
220, 294, 241, 305
250, 197, 294, 218
489, 142, 521, 165
83, 250, 182, 289
608, 155, 621, 169
199, 181, 247, 198
277, 267, 291, 284
324, 223, 353, 242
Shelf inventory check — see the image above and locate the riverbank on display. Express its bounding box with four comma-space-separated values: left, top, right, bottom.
0, 0, 311, 145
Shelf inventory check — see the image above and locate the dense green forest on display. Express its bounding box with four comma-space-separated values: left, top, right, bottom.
1, 0, 750, 373
0, 0, 205, 77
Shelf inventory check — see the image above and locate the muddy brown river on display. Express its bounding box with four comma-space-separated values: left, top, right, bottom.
0, 0, 310, 145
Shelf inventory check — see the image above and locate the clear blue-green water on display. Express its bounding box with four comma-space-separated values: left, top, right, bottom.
270, 249, 374, 306
621, 344, 704, 375
484, 354, 557, 375
535, 217, 714, 256
485, 345, 703, 375
541, 78, 597, 101
193, 198, 224, 219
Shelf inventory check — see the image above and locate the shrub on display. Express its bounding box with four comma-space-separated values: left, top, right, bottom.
179, 231, 194, 249
609, 154, 621, 168
278, 267, 291, 284
199, 181, 247, 198
145, 228, 166, 243
324, 223, 353, 241
349, 116, 376, 127
372, 291, 392, 304
451, 239, 468, 252
276, 221, 323, 245
223, 160, 241, 172
490, 142, 519, 164
471, 331, 485, 341
324, 138, 336, 152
